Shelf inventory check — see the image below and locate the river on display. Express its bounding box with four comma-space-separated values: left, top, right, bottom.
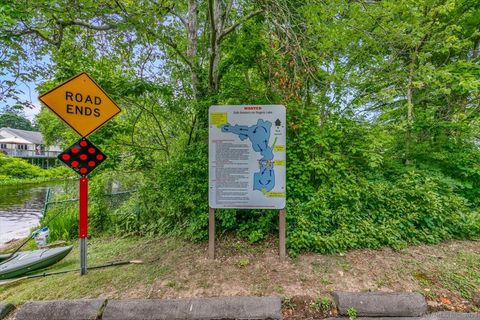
0, 183, 62, 247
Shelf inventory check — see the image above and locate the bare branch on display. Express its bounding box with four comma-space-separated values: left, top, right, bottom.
9, 28, 60, 46
219, 9, 263, 42
57, 19, 115, 31
9, 17, 116, 48
221, 0, 234, 31
162, 37, 195, 70
170, 9, 187, 27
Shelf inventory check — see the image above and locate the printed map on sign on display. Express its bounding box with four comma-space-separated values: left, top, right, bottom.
221, 119, 275, 192
209, 105, 286, 209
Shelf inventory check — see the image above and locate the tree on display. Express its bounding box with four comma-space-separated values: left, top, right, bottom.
0, 111, 34, 130
1, 0, 479, 250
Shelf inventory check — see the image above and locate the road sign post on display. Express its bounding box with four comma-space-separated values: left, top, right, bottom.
58, 138, 107, 275
39, 72, 120, 276
79, 177, 88, 275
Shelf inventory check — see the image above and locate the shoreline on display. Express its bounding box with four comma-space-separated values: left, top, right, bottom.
0, 181, 64, 251
0, 177, 71, 187
0, 238, 24, 253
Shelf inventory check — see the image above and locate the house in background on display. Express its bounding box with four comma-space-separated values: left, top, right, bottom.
0, 127, 61, 159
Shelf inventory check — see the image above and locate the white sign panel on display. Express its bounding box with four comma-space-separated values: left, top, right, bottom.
209, 105, 286, 209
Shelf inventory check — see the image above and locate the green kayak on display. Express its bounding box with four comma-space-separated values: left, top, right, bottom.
0, 246, 73, 279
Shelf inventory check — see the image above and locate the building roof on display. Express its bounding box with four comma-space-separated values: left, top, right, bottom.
0, 127, 44, 145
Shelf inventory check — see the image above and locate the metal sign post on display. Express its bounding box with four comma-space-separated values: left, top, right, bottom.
79, 177, 88, 275
208, 207, 215, 259
279, 209, 286, 258
39, 72, 120, 276
57, 138, 107, 275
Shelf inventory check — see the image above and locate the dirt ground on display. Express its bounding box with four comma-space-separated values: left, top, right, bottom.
1, 236, 479, 319
144, 237, 480, 318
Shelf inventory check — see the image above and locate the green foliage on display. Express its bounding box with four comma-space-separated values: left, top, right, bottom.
236, 209, 279, 243
88, 171, 142, 235
237, 258, 250, 267
41, 173, 140, 241
0, 153, 70, 182
287, 171, 480, 255
3, 0, 480, 254
0, 111, 34, 130
347, 307, 357, 320
42, 202, 78, 241
286, 108, 388, 201
0, 154, 43, 179
312, 297, 331, 312
114, 143, 209, 239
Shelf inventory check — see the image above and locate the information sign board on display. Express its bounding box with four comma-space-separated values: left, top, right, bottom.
209, 105, 286, 209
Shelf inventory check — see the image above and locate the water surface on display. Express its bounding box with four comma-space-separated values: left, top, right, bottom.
0, 183, 60, 246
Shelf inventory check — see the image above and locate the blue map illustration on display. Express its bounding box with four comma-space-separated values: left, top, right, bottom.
222, 119, 275, 192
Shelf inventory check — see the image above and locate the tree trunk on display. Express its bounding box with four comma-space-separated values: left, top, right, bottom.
187, 0, 201, 99
405, 52, 416, 166
473, 38, 480, 59
208, 0, 225, 94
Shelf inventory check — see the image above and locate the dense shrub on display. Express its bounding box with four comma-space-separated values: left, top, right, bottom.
287, 171, 480, 254
97, 110, 480, 253
0, 154, 45, 179
40, 109, 480, 254
0, 153, 71, 181
41, 172, 139, 241
113, 143, 209, 239
88, 171, 141, 235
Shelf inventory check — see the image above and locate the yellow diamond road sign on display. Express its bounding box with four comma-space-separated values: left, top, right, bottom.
39, 72, 121, 137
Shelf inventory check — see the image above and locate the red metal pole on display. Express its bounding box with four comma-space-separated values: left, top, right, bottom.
79, 177, 88, 238
79, 177, 88, 275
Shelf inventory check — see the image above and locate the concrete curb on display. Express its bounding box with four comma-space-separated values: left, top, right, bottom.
102, 296, 282, 320
425, 312, 480, 319
326, 318, 422, 320
332, 291, 428, 317
9, 295, 479, 320
326, 312, 480, 320
15, 299, 106, 320
0, 304, 14, 320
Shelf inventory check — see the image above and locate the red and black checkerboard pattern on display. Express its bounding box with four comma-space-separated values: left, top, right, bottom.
58, 138, 106, 176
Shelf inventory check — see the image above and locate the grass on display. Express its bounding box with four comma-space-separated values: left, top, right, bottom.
40, 202, 79, 241
347, 307, 358, 320
0, 237, 177, 304
409, 249, 480, 302
0, 177, 70, 186
434, 251, 480, 300
1, 236, 479, 315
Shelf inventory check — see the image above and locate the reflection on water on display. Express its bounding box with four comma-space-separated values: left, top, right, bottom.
0, 183, 63, 246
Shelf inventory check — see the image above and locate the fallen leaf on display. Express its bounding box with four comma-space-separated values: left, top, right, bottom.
440, 297, 452, 305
